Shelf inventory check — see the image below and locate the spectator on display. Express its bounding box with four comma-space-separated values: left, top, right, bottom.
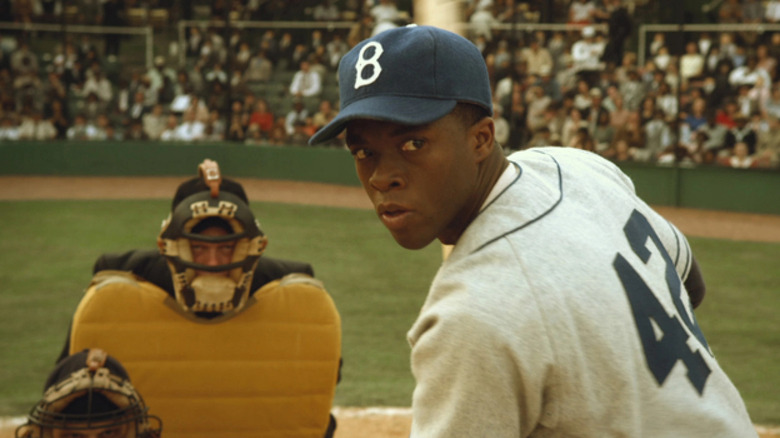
756, 117, 780, 167
286, 42, 307, 71
561, 106, 586, 147
127, 90, 148, 122
206, 107, 225, 135
718, 32, 739, 66
312, 99, 337, 132
245, 49, 273, 83
534, 65, 563, 103
602, 138, 634, 162
313, 0, 341, 21
755, 44, 777, 82
9, 40, 38, 77
718, 141, 757, 168
308, 51, 328, 83
42, 71, 67, 104
233, 41, 253, 72
715, 99, 740, 129
370, 0, 403, 36
520, 37, 553, 78
198, 39, 218, 68
17, 110, 56, 140
467, 0, 499, 42
638, 95, 657, 126
91, 113, 115, 140
66, 113, 97, 140
619, 68, 645, 111
729, 55, 771, 92
248, 98, 275, 137
718, 0, 743, 23
592, 109, 615, 152
682, 97, 709, 135
655, 81, 678, 121
613, 110, 646, 151
187, 26, 204, 57
159, 114, 181, 141
125, 119, 149, 140
572, 79, 593, 112
571, 26, 605, 86
204, 62, 229, 89
325, 33, 350, 70
767, 0, 780, 23
493, 102, 511, 146
568, 0, 596, 24
526, 125, 553, 148
547, 30, 568, 75
526, 85, 552, 133
724, 114, 757, 155
348, 14, 375, 48
143, 103, 167, 140
100, 0, 125, 57
584, 87, 609, 132
680, 41, 705, 90
268, 117, 289, 145
0, 115, 20, 140
597, 0, 632, 69
47, 98, 70, 139
226, 100, 246, 142
547, 98, 572, 143
276, 31, 295, 70
741, 0, 764, 46
762, 85, 780, 120
289, 60, 322, 98
606, 90, 631, 129
176, 109, 206, 141
639, 109, 675, 162
285, 99, 309, 137
568, 126, 596, 151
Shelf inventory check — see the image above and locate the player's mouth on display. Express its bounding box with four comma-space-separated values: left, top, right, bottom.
377, 203, 412, 231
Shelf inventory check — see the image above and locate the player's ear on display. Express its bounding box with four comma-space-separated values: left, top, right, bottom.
471, 117, 495, 163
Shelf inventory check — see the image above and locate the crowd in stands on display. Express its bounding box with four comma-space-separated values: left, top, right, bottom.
0, 0, 778, 169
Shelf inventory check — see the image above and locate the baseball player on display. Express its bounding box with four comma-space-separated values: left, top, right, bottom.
16, 348, 161, 438
309, 25, 757, 437
57, 159, 341, 438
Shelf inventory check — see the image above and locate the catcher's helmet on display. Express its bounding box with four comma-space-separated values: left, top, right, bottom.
15, 349, 161, 438
157, 159, 267, 317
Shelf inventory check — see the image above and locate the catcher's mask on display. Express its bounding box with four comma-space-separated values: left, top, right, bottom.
157, 159, 267, 317
15, 349, 161, 438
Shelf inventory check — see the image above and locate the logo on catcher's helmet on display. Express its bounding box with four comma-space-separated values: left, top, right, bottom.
15, 349, 161, 438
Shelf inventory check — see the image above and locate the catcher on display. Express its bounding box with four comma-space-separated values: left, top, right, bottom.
16, 348, 162, 438
57, 159, 341, 438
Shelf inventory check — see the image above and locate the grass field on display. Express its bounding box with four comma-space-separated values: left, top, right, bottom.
0, 200, 777, 425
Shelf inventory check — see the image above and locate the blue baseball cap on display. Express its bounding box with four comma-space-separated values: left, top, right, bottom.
308, 25, 493, 145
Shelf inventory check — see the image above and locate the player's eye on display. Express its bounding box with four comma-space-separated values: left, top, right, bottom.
401, 139, 424, 152
351, 148, 372, 160
218, 243, 235, 255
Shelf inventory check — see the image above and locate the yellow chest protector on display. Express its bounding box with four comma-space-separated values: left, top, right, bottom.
69, 271, 341, 438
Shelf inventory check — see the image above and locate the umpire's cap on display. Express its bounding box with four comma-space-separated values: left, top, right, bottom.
308, 25, 493, 145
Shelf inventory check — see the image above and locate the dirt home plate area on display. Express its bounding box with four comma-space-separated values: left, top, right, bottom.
2, 176, 779, 438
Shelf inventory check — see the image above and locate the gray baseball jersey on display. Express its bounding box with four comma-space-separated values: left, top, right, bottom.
407, 147, 756, 437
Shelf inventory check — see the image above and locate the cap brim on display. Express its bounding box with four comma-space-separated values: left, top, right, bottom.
308, 95, 457, 145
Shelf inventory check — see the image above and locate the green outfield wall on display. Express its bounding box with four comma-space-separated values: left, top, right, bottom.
2, 142, 778, 215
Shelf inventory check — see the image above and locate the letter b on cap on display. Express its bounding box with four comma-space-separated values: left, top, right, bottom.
354, 42, 383, 89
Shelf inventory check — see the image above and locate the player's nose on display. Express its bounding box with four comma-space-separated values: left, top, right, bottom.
369, 155, 405, 192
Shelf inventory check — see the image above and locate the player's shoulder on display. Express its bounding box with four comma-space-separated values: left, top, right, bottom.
509, 147, 635, 191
